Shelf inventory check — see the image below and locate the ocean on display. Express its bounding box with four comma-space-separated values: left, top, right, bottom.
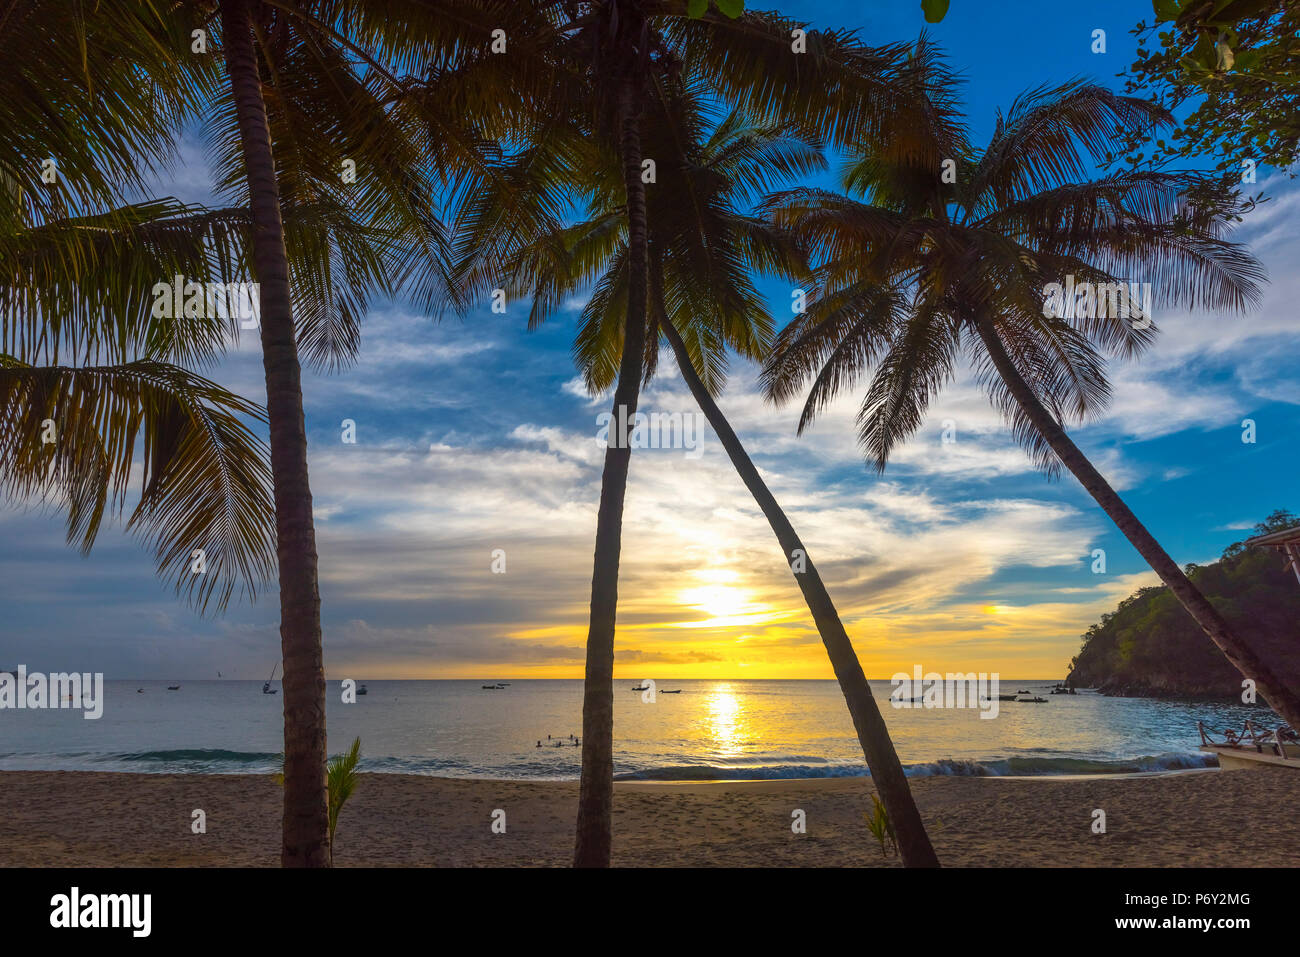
0, 679, 1272, 779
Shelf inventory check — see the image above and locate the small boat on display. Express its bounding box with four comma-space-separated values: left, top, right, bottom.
1017, 689, 1032, 694
136, 688, 144, 693
981, 694, 1019, 701
1198, 720, 1300, 770
482, 684, 500, 690
357, 683, 368, 695
1016, 696, 1047, 703
660, 689, 682, 694
263, 662, 279, 695
167, 685, 180, 691
630, 685, 650, 691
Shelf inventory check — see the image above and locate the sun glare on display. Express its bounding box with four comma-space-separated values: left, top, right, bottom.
704, 685, 746, 757
682, 585, 749, 619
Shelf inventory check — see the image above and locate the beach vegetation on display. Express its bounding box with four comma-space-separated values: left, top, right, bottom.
761, 65, 1300, 733
450, 0, 947, 868
481, 67, 941, 866
864, 792, 898, 858
327, 737, 363, 864
1118, 0, 1300, 197
1070, 510, 1300, 699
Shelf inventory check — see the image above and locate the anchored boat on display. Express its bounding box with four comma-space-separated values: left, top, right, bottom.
1198, 720, 1300, 770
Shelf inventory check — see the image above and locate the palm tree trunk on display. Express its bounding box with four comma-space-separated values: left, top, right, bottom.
973, 314, 1300, 731
660, 317, 939, 867
573, 74, 649, 868
220, 0, 330, 868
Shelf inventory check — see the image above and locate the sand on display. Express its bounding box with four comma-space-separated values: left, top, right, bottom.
2, 768, 1297, 867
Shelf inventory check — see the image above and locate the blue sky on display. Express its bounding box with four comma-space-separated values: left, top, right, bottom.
1, 0, 1296, 680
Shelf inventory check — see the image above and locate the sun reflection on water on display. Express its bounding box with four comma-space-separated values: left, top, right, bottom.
703, 684, 748, 758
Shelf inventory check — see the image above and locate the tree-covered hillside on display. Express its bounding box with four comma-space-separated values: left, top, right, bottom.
1067, 511, 1300, 699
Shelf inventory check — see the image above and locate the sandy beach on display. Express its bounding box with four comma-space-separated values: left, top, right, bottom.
2, 767, 1296, 867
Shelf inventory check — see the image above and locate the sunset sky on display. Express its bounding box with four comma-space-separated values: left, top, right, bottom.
1, 0, 1297, 680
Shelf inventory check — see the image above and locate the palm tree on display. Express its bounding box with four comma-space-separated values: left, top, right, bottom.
4, 0, 469, 864
326, 736, 363, 864
203, 0, 632, 867
215, 0, 335, 865
497, 81, 939, 864
0, 6, 276, 611
0, 202, 278, 611
210, 0, 482, 865
453, 3, 941, 867
762, 74, 1300, 732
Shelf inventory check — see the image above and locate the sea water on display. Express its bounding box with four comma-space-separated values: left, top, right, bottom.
0, 679, 1270, 779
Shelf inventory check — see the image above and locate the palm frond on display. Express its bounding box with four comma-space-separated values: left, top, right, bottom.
0, 356, 275, 613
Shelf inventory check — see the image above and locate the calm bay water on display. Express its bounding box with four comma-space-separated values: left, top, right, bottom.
0, 679, 1272, 779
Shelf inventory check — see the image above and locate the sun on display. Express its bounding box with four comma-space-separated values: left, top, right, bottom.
668, 567, 787, 629
681, 584, 750, 620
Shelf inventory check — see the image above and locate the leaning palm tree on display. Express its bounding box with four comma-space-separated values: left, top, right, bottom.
495, 78, 940, 865
453, 0, 939, 868
763, 75, 1300, 732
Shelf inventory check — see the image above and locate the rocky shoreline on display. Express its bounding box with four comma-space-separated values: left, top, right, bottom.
1090, 680, 1242, 700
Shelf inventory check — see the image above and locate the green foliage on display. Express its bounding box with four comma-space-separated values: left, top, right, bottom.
864, 792, 898, 858
1221, 509, 1297, 558
1118, 1, 1299, 195
0, 4, 281, 613
1069, 510, 1300, 696
273, 737, 363, 862
327, 737, 363, 859
0, 1, 214, 226
687, 0, 744, 18
477, 79, 820, 399
0, 1, 488, 613
0, 356, 274, 613
762, 69, 1263, 478
921, 0, 951, 24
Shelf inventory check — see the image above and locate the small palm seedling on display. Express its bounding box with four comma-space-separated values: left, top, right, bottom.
274, 736, 362, 864
864, 792, 898, 859
326, 737, 363, 863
